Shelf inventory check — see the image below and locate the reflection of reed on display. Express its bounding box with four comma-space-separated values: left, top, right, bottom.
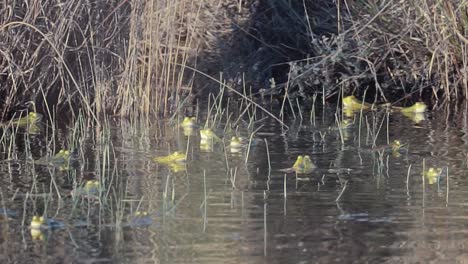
6, 102, 468, 263
117, 119, 259, 262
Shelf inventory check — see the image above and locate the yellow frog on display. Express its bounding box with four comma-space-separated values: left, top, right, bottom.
292, 155, 315, 174
391, 140, 405, 152
30, 216, 45, 229
200, 128, 221, 142
342, 96, 371, 111
51, 149, 70, 164
71, 180, 101, 198
400, 102, 427, 114
229, 136, 246, 153
181, 117, 197, 128
154, 151, 186, 164
29, 215, 63, 230
30, 228, 45, 240
230, 136, 246, 148
2, 112, 42, 127
424, 167, 442, 185
402, 112, 425, 124
293, 155, 304, 170
84, 180, 100, 193
200, 139, 214, 152
169, 162, 186, 172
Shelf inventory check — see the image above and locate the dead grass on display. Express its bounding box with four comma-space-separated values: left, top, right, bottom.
0, 0, 467, 121
288, 0, 468, 105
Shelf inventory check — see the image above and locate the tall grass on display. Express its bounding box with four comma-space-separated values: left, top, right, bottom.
1, 1, 467, 122
0, 1, 127, 119
0, 1, 204, 120
347, 0, 468, 100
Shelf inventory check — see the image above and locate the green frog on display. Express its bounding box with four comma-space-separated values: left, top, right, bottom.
1, 112, 42, 127
71, 180, 101, 198
34, 149, 74, 170
292, 155, 315, 174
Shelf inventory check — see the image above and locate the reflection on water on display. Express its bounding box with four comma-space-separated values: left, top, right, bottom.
2, 103, 468, 263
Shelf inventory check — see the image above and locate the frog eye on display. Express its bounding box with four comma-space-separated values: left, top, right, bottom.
136, 211, 141, 216
32, 216, 38, 221
64, 151, 69, 155
39, 217, 44, 222
143, 212, 148, 216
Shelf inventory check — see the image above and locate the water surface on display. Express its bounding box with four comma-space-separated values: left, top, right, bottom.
1, 103, 468, 263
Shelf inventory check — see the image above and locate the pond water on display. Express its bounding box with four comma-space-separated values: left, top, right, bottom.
1, 102, 468, 263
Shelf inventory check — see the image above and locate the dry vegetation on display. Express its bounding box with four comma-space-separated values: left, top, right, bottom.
0, 0, 467, 121
289, 0, 468, 105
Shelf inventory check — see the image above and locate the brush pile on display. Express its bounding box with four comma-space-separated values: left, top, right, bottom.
194, 0, 467, 105
277, 1, 468, 103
